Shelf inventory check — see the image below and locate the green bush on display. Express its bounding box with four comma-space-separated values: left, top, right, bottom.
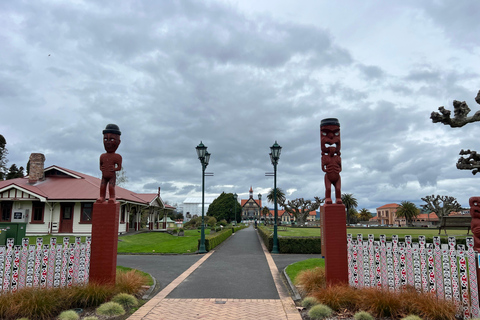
354, 311, 374, 320
257, 226, 321, 253
198, 228, 233, 251
57, 310, 79, 320
308, 304, 333, 320
301, 296, 319, 308
111, 293, 138, 309
96, 302, 125, 317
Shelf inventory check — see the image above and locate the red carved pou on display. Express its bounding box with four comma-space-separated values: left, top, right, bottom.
98, 124, 122, 203
321, 118, 342, 204
470, 197, 480, 252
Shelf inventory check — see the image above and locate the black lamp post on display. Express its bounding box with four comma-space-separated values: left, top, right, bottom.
234, 193, 238, 225
196, 141, 210, 254
270, 141, 282, 254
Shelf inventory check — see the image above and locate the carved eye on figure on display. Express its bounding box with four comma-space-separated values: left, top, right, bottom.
335, 132, 339, 136
322, 132, 327, 136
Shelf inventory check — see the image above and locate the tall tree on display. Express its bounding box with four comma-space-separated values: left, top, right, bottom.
0, 135, 8, 180
206, 192, 241, 222
396, 201, 420, 226
5, 164, 24, 180
341, 193, 358, 225
358, 208, 373, 221
267, 187, 286, 206
421, 195, 462, 218
283, 197, 324, 224
261, 206, 270, 220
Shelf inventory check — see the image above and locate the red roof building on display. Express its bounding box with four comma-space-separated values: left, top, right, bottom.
0, 153, 173, 235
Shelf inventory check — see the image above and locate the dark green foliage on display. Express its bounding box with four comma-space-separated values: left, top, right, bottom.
206, 192, 241, 223
5, 164, 24, 180
184, 216, 202, 229
199, 228, 232, 251
257, 226, 321, 253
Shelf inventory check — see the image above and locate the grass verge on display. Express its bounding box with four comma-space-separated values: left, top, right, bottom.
285, 258, 325, 284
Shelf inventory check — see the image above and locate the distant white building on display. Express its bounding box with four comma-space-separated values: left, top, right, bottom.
182, 197, 217, 222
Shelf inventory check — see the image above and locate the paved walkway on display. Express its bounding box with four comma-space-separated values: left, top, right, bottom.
123, 226, 305, 320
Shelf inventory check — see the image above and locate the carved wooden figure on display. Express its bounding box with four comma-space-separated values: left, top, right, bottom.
98, 124, 122, 203
321, 118, 342, 204
469, 197, 480, 252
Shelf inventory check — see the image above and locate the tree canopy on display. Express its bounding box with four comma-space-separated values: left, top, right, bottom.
341, 193, 358, 225
283, 197, 323, 224
206, 192, 241, 223
267, 187, 286, 206
357, 208, 372, 221
420, 195, 462, 218
396, 201, 420, 226
5, 164, 24, 180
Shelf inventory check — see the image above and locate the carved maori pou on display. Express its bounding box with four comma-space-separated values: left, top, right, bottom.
98, 124, 122, 203
321, 118, 342, 204
469, 197, 480, 252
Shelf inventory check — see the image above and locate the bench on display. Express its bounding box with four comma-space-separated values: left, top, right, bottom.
438, 216, 471, 235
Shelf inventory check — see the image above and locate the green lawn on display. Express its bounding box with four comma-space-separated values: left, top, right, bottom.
285, 258, 325, 284
117, 229, 211, 254
264, 226, 470, 238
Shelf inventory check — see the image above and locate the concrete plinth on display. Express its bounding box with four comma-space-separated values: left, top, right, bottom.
321, 203, 348, 285
89, 201, 120, 286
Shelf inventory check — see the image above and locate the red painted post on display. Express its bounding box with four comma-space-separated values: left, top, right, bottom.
89, 202, 120, 286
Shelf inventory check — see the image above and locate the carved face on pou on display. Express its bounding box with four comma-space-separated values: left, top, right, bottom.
103, 133, 121, 153
321, 124, 341, 156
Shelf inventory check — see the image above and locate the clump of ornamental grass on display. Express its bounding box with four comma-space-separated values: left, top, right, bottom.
115, 270, 149, 295
0, 287, 68, 320
301, 296, 319, 308
66, 283, 116, 309
312, 284, 359, 312
111, 293, 138, 309
57, 310, 79, 320
308, 304, 333, 320
354, 310, 374, 320
358, 287, 403, 319
295, 267, 326, 295
399, 286, 455, 320
96, 302, 125, 317
401, 315, 423, 320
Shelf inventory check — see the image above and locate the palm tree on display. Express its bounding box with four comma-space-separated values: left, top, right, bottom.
341, 193, 358, 225
358, 208, 373, 221
396, 201, 420, 226
267, 188, 286, 206
261, 206, 271, 223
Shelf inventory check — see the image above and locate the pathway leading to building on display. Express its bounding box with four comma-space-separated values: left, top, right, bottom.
122, 225, 306, 320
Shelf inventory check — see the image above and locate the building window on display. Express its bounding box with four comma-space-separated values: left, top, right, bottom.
32, 202, 45, 223
81, 203, 93, 223
1, 201, 13, 222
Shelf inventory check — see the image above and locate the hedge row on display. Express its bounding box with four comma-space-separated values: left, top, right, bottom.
198, 228, 233, 252
257, 226, 321, 254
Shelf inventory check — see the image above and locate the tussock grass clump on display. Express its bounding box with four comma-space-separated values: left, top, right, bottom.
308, 304, 333, 320
57, 310, 79, 320
295, 267, 326, 295
66, 283, 116, 309
399, 287, 455, 320
111, 293, 138, 309
354, 310, 374, 320
312, 284, 359, 312
358, 287, 403, 318
401, 315, 423, 320
301, 296, 319, 308
96, 301, 125, 317
115, 270, 149, 295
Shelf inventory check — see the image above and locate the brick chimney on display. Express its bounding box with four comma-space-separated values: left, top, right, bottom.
29, 153, 46, 184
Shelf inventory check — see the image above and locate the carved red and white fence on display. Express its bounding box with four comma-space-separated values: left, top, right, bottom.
348, 234, 480, 319
0, 237, 91, 293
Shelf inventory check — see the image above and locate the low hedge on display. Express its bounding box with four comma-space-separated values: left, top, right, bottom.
198, 228, 233, 252
257, 226, 321, 254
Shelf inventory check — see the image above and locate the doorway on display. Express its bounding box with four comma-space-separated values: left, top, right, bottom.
59, 203, 74, 233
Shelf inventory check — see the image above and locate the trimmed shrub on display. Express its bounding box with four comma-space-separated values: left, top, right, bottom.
354, 310, 374, 320
301, 296, 319, 308
111, 293, 138, 309
308, 304, 333, 320
198, 228, 233, 251
96, 302, 125, 317
257, 226, 321, 253
57, 310, 79, 320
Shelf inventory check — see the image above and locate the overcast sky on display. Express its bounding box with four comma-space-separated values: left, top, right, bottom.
1, 0, 479, 212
